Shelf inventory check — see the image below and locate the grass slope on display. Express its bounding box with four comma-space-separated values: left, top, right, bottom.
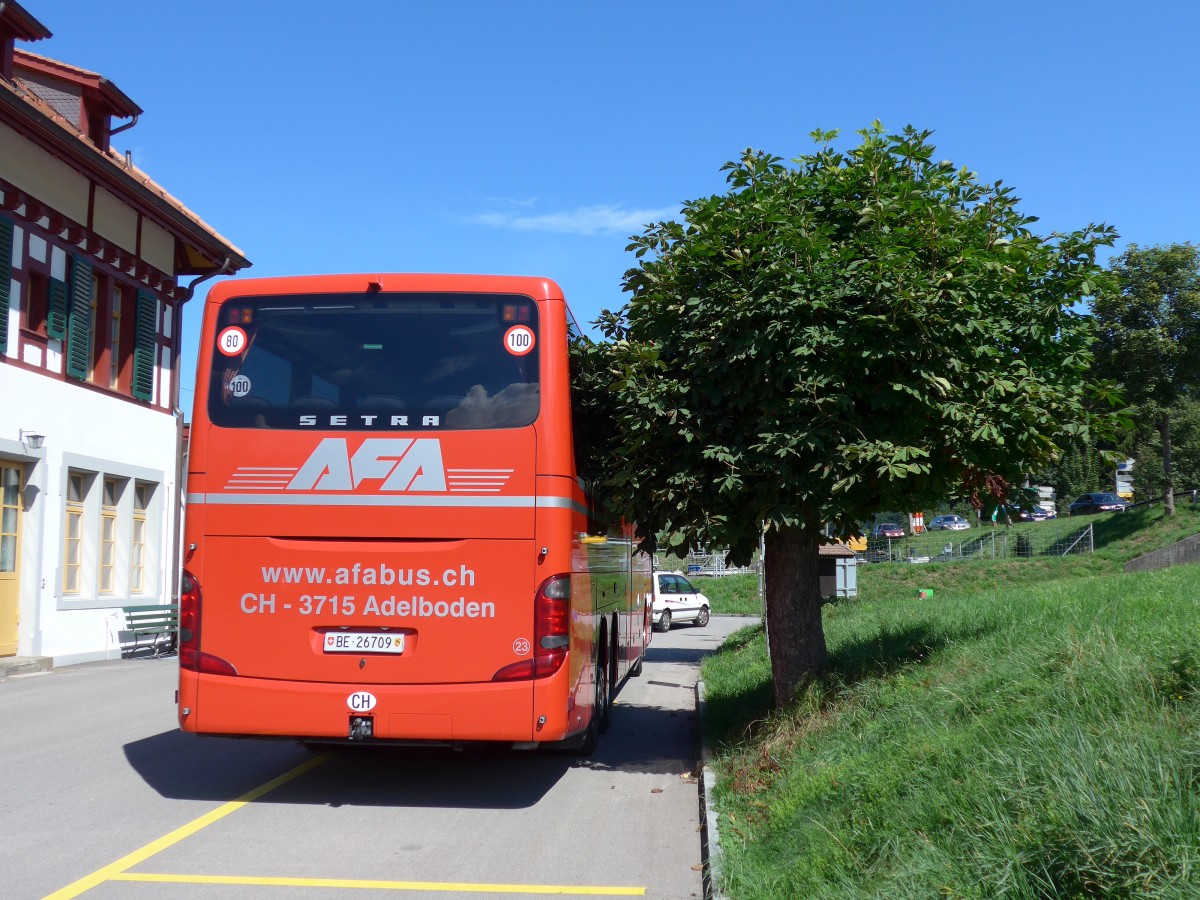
701, 507, 1200, 898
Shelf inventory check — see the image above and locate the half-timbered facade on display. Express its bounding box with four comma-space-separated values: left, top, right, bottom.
0, 2, 249, 665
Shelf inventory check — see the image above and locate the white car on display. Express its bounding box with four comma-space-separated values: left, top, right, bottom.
651, 571, 711, 631
928, 514, 971, 531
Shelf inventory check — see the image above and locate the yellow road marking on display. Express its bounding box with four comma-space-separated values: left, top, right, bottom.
44, 749, 646, 897
43, 752, 334, 899
112, 873, 645, 895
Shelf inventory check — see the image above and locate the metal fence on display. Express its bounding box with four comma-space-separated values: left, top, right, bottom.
653, 524, 1097, 575
654, 548, 758, 576
860, 524, 1094, 565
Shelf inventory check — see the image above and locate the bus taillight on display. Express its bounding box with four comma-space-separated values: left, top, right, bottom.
178, 569, 200, 668
178, 569, 238, 677
535, 575, 571, 677
491, 574, 570, 682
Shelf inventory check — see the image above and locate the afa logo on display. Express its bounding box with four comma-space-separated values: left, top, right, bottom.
288, 438, 446, 492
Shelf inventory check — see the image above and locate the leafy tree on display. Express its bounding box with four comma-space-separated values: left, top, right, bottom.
1131, 396, 1200, 500
580, 124, 1116, 706
1092, 243, 1200, 515
1039, 438, 1109, 514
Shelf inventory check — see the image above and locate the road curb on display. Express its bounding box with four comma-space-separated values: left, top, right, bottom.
696, 680, 728, 900
0, 656, 53, 679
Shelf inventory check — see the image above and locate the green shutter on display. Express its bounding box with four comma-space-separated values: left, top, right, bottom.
132, 290, 157, 401
0, 216, 12, 350
65, 256, 92, 380
47, 277, 68, 339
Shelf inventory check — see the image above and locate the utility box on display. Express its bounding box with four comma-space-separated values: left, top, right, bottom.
819, 542, 858, 598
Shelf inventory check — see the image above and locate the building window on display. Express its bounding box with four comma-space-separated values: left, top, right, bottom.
1, 467, 19, 575
132, 291, 158, 402
66, 257, 93, 381
98, 478, 121, 593
61, 469, 159, 602
109, 285, 123, 389
89, 271, 101, 383
0, 215, 11, 349
48, 276, 68, 340
131, 482, 149, 593
25, 270, 49, 336
64, 471, 86, 594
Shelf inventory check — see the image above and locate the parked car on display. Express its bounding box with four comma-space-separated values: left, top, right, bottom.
929, 514, 970, 531
1068, 492, 1129, 515
651, 571, 711, 631
872, 522, 905, 539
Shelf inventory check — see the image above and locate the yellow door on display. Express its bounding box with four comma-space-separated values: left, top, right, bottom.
0, 464, 21, 656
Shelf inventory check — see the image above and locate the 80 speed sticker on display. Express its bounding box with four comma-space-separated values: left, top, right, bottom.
217, 326, 248, 356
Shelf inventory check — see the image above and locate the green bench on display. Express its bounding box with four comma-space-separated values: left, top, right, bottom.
122, 604, 179, 657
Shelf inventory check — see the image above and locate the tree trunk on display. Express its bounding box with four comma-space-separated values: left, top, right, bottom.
763, 524, 828, 708
1161, 413, 1175, 516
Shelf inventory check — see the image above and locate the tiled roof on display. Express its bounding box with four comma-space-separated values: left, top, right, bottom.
818, 541, 856, 557
0, 0, 51, 43
17, 49, 101, 80
1, 53, 248, 272
15, 49, 141, 118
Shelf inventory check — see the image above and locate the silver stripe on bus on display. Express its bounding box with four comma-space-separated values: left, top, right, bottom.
186, 493, 588, 515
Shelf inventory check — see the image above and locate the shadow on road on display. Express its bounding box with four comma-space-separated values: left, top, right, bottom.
124, 685, 702, 806
643, 644, 712, 665
124, 731, 571, 807
123, 620, 743, 807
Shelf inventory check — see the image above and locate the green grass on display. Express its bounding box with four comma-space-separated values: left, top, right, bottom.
866, 504, 1200, 564
858, 504, 1200, 601
701, 507, 1200, 898
694, 572, 761, 616
697, 505, 1200, 618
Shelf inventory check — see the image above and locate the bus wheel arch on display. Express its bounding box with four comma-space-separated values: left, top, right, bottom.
597, 618, 613, 734
609, 613, 620, 699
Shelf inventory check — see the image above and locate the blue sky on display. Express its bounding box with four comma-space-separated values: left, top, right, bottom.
32, 1, 1200, 412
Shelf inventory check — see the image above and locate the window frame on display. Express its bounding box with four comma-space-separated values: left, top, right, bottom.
23, 266, 50, 338
0, 465, 20, 576
89, 269, 101, 383
0, 215, 11, 348
65, 256, 93, 381
57, 458, 165, 608
97, 477, 122, 594
108, 284, 123, 390
63, 471, 88, 595
130, 481, 150, 594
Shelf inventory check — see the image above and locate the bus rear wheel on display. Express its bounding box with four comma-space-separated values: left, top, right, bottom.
578, 656, 609, 755
597, 654, 612, 734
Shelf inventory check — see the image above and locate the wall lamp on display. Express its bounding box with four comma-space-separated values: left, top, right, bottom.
19, 430, 45, 451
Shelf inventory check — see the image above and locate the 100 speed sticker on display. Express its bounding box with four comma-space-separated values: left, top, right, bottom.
504, 325, 535, 356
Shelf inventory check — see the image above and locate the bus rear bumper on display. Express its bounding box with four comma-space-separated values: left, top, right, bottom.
178, 669, 577, 744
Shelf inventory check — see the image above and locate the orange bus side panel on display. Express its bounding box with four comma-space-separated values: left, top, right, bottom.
181, 670, 574, 742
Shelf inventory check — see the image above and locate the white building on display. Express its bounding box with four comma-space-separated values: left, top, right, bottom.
0, 1, 249, 666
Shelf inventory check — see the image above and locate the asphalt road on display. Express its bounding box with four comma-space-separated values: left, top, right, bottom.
1, 615, 755, 900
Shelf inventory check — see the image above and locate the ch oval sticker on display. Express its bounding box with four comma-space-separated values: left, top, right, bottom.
347, 691, 376, 712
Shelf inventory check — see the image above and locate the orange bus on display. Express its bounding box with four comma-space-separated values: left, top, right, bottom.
179, 274, 650, 753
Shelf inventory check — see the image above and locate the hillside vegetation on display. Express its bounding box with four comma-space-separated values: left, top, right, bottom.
700, 506, 1200, 898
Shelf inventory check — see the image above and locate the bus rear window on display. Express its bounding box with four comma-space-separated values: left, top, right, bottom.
206, 292, 540, 430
